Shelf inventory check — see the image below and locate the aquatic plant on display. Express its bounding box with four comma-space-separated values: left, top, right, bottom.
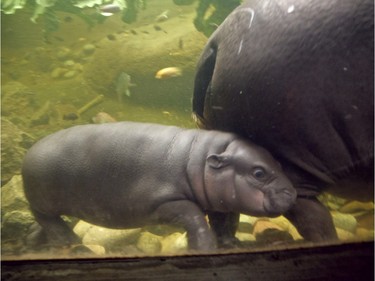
1, 0, 26, 15
1, 0, 145, 37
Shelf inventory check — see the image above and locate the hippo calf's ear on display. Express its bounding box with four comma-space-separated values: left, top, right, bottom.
207, 154, 231, 169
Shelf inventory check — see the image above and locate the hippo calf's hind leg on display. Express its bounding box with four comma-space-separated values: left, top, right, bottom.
31, 209, 81, 247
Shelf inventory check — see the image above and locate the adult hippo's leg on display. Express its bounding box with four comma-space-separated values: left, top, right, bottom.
284, 197, 338, 241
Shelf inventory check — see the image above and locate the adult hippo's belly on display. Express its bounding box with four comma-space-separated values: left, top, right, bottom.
193, 0, 374, 242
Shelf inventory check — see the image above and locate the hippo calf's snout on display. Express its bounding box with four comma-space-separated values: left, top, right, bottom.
22, 122, 296, 251
251, 172, 297, 216
263, 182, 297, 217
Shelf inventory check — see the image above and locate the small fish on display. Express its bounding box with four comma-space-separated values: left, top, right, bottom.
154, 25, 162, 31
116, 72, 136, 101
153, 25, 167, 33
99, 4, 122, 16
64, 16, 73, 23
208, 22, 220, 28
178, 38, 184, 50
155, 10, 169, 22
92, 112, 117, 124
53, 36, 64, 42
107, 34, 116, 41
63, 112, 78, 121
155, 67, 182, 79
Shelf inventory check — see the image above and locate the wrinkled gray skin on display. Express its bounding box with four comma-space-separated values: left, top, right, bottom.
22, 122, 296, 250
193, 0, 374, 243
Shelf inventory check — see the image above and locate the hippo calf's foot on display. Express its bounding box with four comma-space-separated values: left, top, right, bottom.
25, 222, 48, 249
207, 212, 241, 248
31, 209, 81, 247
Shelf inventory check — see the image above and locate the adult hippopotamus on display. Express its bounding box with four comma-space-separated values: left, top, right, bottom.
22, 122, 296, 251
193, 0, 374, 243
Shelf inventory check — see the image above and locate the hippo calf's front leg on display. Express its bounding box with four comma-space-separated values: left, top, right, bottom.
207, 212, 240, 248
153, 201, 217, 250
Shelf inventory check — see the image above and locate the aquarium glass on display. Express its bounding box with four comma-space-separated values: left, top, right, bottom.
1, 0, 373, 260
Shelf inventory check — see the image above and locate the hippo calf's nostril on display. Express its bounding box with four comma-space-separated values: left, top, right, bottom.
280, 188, 297, 200
280, 189, 293, 196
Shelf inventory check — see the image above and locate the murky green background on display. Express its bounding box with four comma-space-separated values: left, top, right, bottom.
1, 0, 223, 258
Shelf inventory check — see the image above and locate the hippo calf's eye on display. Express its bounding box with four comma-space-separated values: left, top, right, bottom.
252, 167, 267, 179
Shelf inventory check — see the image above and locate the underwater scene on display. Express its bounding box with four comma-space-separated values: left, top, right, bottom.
1, 0, 373, 259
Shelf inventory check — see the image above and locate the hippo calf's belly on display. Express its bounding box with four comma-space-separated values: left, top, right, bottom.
193, 0, 374, 242
22, 121, 296, 250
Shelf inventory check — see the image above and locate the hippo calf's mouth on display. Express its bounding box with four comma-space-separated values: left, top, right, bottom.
263, 187, 297, 216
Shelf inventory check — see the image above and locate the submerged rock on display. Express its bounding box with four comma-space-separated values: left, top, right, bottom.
64, 60, 76, 67
1, 121, 33, 184
331, 211, 357, 233
252, 219, 284, 236
57, 47, 72, 60
255, 228, 294, 244
356, 212, 374, 230
355, 228, 374, 241
269, 216, 303, 240
82, 44, 96, 55
85, 244, 106, 255
74, 220, 142, 252
136, 232, 162, 254
319, 193, 348, 211
30, 101, 51, 126
252, 219, 294, 244
1, 82, 35, 119
336, 228, 355, 241
1, 175, 29, 214
161, 232, 188, 254
51, 67, 67, 78
235, 232, 256, 243
339, 201, 374, 215
1, 175, 35, 246
2, 211, 35, 240
64, 70, 77, 79
237, 215, 303, 242
92, 112, 117, 124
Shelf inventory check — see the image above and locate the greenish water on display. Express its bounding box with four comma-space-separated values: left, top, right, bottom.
1, 0, 219, 259
1, 0, 205, 181
1, 1, 201, 132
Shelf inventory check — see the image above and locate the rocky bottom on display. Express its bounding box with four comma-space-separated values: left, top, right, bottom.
1, 175, 374, 258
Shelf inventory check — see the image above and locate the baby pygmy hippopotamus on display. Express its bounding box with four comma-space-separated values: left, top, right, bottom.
22, 122, 296, 251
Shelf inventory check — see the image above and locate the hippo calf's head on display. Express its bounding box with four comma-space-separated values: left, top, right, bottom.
204, 139, 297, 217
